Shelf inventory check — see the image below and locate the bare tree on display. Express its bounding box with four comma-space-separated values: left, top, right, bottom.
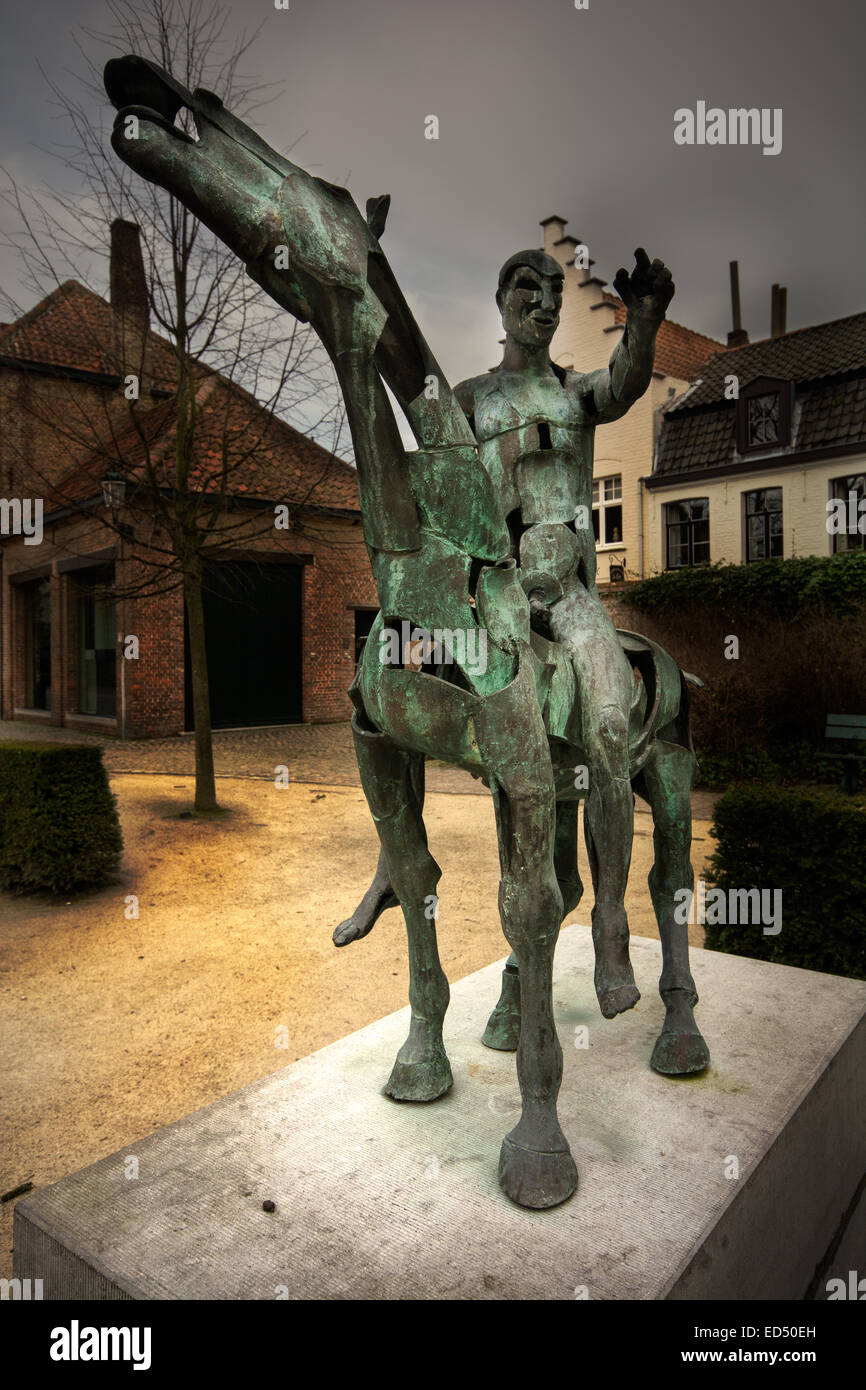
0, 0, 350, 811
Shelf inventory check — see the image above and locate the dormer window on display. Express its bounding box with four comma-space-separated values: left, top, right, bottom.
736, 376, 793, 454
747, 393, 780, 446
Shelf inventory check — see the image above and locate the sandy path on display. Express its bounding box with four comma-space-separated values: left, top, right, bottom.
0, 774, 712, 1278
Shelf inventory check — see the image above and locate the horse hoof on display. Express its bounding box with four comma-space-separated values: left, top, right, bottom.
332, 914, 377, 947
498, 1135, 578, 1209
481, 1009, 520, 1051
385, 1052, 453, 1102
651, 1029, 710, 1076
482, 968, 520, 1050
597, 982, 641, 1019
332, 918, 360, 946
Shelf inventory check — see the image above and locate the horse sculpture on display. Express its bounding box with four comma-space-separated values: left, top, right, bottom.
104, 54, 709, 1211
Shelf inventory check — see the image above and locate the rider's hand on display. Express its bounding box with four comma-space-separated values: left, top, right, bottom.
613, 249, 674, 324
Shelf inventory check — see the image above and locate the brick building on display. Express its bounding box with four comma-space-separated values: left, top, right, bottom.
0, 222, 378, 738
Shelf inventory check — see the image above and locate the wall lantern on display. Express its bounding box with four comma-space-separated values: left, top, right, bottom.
101, 470, 128, 513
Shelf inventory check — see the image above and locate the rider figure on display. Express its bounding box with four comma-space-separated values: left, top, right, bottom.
451, 246, 674, 1016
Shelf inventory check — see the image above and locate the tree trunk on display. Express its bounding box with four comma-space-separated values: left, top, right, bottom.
183, 559, 217, 813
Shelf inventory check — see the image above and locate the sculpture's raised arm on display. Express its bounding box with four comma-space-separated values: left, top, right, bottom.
578, 247, 674, 423
104, 55, 475, 553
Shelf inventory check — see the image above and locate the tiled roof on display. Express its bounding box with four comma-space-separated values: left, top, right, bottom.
0, 281, 177, 388
601, 291, 722, 381
654, 314, 866, 479
2, 279, 359, 514
654, 404, 737, 477
46, 371, 360, 514
797, 375, 866, 452
667, 312, 866, 411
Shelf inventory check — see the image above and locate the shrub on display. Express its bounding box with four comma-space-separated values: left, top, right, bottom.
625, 551, 866, 621
704, 784, 866, 979
694, 743, 843, 790
0, 742, 123, 894
616, 556, 866, 782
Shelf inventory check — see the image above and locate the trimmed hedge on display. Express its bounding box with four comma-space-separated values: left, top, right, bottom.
616, 555, 866, 783
695, 742, 844, 790
704, 784, 866, 979
0, 742, 123, 894
624, 551, 866, 621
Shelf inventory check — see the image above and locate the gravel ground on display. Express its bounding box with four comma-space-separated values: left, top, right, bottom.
0, 769, 715, 1281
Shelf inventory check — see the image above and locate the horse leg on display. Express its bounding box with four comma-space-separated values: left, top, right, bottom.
581, 713, 640, 1019
332, 846, 397, 946
482, 799, 584, 1051
486, 771, 577, 1208
549, 593, 639, 1019
351, 720, 452, 1100
634, 739, 710, 1076
333, 754, 425, 946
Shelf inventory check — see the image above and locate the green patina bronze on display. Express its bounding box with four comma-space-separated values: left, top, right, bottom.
105, 55, 709, 1211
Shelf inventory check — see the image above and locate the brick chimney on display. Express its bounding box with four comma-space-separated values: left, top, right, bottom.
110, 220, 149, 324
727, 261, 749, 348
110, 219, 149, 387
778, 282, 789, 336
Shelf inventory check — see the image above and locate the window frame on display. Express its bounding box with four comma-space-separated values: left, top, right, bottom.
664, 497, 710, 569
743, 486, 783, 563
23, 577, 52, 711
829, 473, 866, 554
592, 473, 623, 547
74, 563, 117, 718
736, 376, 794, 455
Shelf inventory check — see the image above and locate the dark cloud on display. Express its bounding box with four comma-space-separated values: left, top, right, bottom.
2, 0, 864, 384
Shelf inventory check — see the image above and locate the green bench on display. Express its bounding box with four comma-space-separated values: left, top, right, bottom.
825, 714, 866, 794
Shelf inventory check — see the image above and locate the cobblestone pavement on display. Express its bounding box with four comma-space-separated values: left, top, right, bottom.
0, 719, 481, 795
0, 719, 719, 816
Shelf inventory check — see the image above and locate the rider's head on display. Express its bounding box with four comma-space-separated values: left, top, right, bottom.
496, 250, 564, 348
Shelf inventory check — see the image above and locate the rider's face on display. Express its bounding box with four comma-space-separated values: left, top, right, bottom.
499, 268, 563, 347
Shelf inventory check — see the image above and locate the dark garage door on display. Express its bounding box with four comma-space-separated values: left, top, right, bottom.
184, 560, 303, 730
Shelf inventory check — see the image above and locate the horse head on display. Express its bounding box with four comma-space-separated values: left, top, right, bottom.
104, 54, 386, 343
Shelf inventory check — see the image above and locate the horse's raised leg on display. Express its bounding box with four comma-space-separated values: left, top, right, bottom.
332, 845, 398, 946
482, 800, 584, 1052
351, 719, 452, 1101
333, 754, 425, 946
634, 739, 710, 1076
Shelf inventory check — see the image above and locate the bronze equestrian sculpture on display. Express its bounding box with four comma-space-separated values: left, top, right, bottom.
104, 55, 709, 1211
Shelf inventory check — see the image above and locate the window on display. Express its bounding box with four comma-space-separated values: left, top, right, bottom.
830, 474, 866, 553
736, 377, 793, 454
592, 474, 622, 545
747, 394, 780, 447
24, 579, 52, 710
77, 565, 116, 717
665, 498, 709, 568
744, 488, 783, 562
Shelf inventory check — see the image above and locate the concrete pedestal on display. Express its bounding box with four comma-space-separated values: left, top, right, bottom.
14, 927, 866, 1300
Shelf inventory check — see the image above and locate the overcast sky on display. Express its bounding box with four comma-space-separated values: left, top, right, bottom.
2, 0, 864, 390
